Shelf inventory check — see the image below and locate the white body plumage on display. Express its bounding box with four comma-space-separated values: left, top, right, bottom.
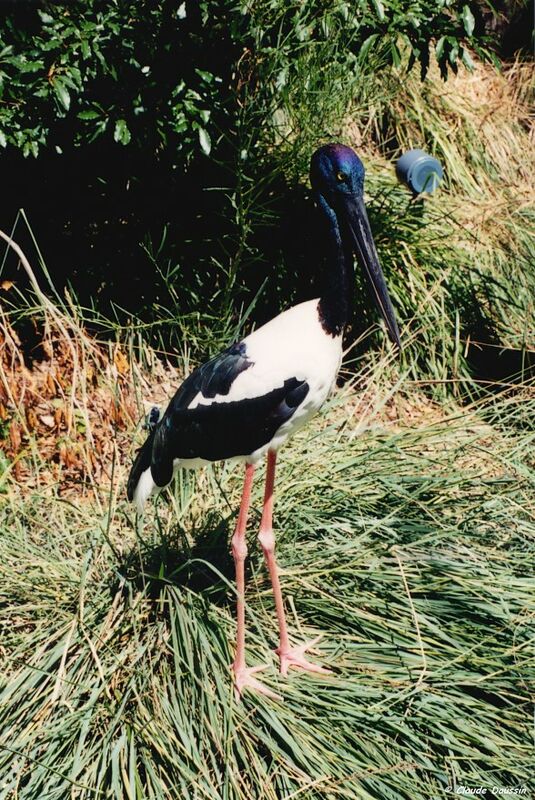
133, 298, 342, 511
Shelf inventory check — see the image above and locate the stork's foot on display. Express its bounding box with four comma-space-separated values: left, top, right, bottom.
277, 635, 331, 677
232, 663, 281, 701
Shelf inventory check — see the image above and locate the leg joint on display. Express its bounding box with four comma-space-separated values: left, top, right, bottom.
232, 534, 248, 561
258, 527, 275, 553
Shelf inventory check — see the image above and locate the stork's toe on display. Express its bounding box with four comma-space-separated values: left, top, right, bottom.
276, 635, 331, 677
232, 663, 281, 701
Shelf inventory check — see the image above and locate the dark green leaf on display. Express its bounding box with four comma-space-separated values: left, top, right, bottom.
461, 47, 475, 70
77, 109, 101, 120
359, 34, 379, 61
114, 118, 131, 145
198, 127, 211, 155
370, 0, 386, 23
435, 36, 446, 61
460, 5, 475, 37
52, 78, 70, 111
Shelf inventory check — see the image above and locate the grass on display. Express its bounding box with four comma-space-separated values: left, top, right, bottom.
0, 357, 534, 799
1, 48, 535, 800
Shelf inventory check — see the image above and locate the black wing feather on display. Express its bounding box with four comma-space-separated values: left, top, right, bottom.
169, 341, 252, 409
127, 341, 310, 496
150, 377, 308, 486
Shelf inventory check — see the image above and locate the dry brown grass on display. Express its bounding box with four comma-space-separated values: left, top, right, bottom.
0, 310, 186, 501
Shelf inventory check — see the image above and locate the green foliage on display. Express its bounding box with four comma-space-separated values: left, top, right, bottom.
0, 0, 494, 159
0, 1, 229, 158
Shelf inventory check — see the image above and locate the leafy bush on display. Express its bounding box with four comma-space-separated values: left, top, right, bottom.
0, 0, 494, 159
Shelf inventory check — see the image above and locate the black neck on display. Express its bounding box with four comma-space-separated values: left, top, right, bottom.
316, 197, 354, 337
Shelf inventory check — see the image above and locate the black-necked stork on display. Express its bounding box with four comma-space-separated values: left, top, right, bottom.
127, 144, 400, 699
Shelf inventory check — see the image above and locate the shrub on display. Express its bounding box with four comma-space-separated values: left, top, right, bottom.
0, 2, 495, 158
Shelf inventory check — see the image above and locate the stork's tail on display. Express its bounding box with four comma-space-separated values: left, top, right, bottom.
127, 429, 157, 512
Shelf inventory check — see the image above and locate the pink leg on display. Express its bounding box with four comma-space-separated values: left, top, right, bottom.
231, 463, 279, 701
258, 450, 330, 677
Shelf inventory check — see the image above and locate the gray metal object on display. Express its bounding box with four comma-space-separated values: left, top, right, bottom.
396, 149, 443, 195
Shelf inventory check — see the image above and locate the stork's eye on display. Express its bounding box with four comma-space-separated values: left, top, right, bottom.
336, 171, 347, 183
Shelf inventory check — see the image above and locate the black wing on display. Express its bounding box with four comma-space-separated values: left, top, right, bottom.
127, 341, 309, 498
167, 340, 253, 409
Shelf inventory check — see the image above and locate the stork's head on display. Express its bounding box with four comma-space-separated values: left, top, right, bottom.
310, 143, 400, 348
